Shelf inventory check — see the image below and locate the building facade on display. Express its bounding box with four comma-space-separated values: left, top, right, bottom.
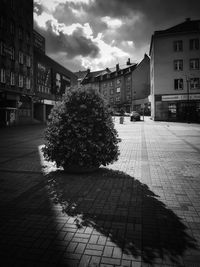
0, 0, 34, 126
150, 18, 200, 122
33, 31, 77, 123
80, 56, 150, 114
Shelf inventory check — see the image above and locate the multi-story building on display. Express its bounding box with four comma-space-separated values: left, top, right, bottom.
150, 18, 200, 122
33, 30, 77, 123
80, 56, 150, 114
0, 0, 34, 126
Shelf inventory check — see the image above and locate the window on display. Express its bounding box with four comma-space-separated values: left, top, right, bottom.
26, 32, 30, 43
116, 96, 120, 102
190, 78, 200, 90
116, 87, 120, 93
26, 77, 31, 89
10, 21, 15, 35
190, 59, 199, 70
19, 51, 23, 64
26, 55, 31, 67
0, 68, 6, 83
127, 94, 131, 100
0, 15, 6, 29
10, 0, 14, 9
174, 40, 183, 52
103, 83, 107, 88
110, 88, 114, 95
18, 74, 23, 87
10, 47, 15, 60
0, 41, 5, 56
174, 60, 183, 71
110, 97, 114, 103
10, 72, 15, 85
190, 39, 199, 50
117, 78, 121, 84
174, 79, 183, 90
109, 81, 113, 87
18, 27, 23, 40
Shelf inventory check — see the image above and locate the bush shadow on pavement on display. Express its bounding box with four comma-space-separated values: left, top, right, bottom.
46, 167, 197, 265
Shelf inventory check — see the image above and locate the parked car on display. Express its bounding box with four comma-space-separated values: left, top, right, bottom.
130, 111, 140, 121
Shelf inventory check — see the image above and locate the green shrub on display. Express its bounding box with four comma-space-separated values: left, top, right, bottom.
43, 88, 120, 169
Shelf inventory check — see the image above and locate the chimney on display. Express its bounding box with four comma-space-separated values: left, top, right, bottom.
185, 17, 191, 22
126, 58, 131, 65
116, 63, 119, 72
106, 67, 109, 72
87, 68, 90, 74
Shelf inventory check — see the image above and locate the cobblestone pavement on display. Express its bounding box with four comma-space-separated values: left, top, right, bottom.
0, 118, 200, 267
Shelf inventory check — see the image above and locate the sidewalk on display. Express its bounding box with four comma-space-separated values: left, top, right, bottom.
0, 121, 200, 266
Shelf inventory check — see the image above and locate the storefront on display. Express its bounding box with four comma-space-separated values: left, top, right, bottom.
155, 94, 200, 122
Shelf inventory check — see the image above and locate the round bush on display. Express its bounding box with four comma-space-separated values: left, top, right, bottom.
43, 88, 120, 170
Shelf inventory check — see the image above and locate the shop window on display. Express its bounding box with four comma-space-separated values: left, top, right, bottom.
174, 40, 183, 52
174, 79, 183, 90
0, 68, 6, 83
190, 78, 200, 90
10, 72, 15, 85
174, 59, 183, 71
168, 103, 177, 118
190, 58, 199, 70
190, 39, 199, 50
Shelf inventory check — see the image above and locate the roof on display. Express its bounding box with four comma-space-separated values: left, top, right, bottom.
155, 19, 200, 35
149, 18, 200, 55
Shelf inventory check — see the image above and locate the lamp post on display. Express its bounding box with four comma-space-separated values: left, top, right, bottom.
186, 76, 190, 123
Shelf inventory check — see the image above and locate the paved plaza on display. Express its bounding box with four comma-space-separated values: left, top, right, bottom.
0, 118, 200, 267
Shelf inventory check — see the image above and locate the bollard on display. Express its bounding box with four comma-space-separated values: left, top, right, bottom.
120, 116, 124, 124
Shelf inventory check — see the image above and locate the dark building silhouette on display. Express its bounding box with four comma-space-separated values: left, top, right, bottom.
0, 0, 34, 126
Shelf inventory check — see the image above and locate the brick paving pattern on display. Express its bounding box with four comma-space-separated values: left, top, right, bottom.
0, 118, 200, 266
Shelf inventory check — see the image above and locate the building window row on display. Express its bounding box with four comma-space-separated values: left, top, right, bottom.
174, 58, 199, 70
174, 78, 200, 90
0, 15, 31, 42
38, 85, 50, 94
0, 68, 31, 89
174, 38, 199, 52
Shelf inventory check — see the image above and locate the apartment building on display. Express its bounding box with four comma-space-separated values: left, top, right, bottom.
150, 18, 200, 122
0, 0, 34, 126
80, 56, 150, 114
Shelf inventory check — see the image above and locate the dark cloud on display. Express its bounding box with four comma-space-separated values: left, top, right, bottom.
34, 20, 99, 59
34, 0, 200, 70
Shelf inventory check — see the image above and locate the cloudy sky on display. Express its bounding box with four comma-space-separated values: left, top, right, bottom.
34, 0, 200, 72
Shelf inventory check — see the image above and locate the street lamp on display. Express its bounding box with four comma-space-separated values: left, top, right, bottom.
186, 76, 190, 123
